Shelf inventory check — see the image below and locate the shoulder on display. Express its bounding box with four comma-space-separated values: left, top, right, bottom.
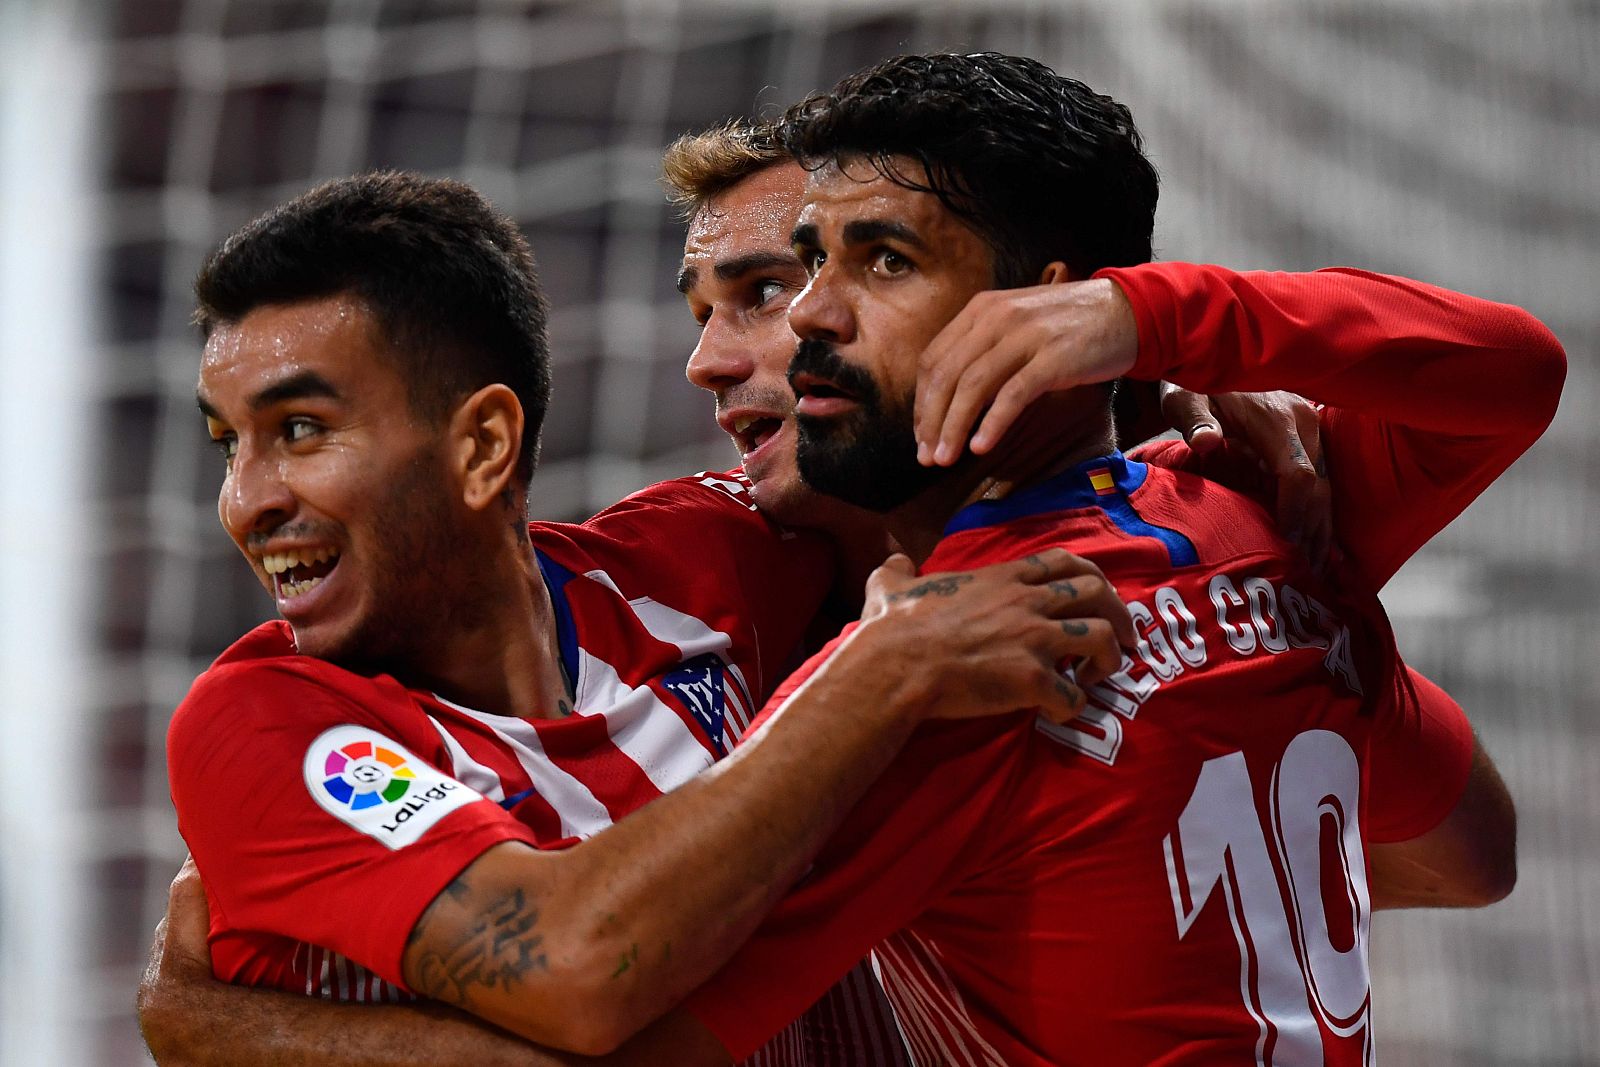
1125, 453, 1288, 568
171, 632, 405, 755
531, 468, 831, 594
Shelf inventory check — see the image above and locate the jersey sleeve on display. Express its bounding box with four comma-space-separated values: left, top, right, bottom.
167, 661, 537, 989
1101, 262, 1566, 589
577, 471, 839, 702
683, 637, 1028, 1060
1363, 665, 1477, 843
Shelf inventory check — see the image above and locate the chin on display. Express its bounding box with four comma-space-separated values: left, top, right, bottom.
748, 475, 813, 526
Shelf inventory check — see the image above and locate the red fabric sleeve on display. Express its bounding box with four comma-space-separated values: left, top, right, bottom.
1101, 262, 1566, 588
685, 638, 1028, 1059
167, 660, 537, 989
1363, 665, 1477, 843
578, 471, 838, 702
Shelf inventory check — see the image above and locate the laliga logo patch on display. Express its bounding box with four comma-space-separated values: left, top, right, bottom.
303, 725, 482, 850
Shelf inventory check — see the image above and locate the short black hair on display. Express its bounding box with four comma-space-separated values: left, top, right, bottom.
779, 52, 1159, 286
194, 171, 551, 485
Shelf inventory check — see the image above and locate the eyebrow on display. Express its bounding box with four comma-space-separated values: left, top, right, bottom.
676, 250, 798, 294
790, 219, 928, 252
842, 219, 927, 250
196, 370, 342, 420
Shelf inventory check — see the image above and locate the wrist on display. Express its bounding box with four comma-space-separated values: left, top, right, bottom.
816, 617, 938, 727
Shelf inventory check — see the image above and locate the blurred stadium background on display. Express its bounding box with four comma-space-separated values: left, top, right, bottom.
0, 0, 1594, 1063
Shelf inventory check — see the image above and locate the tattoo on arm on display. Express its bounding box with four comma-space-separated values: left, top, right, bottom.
409, 875, 549, 1010
609, 943, 640, 979
887, 574, 974, 603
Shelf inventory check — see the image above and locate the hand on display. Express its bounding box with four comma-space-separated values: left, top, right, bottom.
914, 278, 1139, 467
1160, 384, 1333, 566
858, 548, 1136, 726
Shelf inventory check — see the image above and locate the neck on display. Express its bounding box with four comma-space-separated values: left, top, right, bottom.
886, 395, 1114, 565
391, 531, 571, 719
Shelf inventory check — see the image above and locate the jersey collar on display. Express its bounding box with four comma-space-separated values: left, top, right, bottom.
944, 450, 1147, 536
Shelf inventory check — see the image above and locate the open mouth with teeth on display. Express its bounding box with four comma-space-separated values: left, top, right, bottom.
263, 547, 341, 600
731, 414, 785, 456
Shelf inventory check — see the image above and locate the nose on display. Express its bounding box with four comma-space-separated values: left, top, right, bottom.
685, 314, 756, 393
219, 443, 295, 549
786, 269, 855, 345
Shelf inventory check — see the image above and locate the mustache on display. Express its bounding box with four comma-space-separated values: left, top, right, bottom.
787, 339, 882, 404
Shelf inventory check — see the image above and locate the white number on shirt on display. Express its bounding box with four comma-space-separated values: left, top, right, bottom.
1162, 730, 1371, 1066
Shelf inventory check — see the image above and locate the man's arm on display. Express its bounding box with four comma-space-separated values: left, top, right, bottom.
138, 862, 560, 1067
159, 550, 1131, 1065
1369, 740, 1517, 909
1365, 667, 1517, 910
398, 549, 1131, 1055
914, 264, 1564, 588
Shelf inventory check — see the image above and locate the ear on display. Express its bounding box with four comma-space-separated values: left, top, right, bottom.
448, 384, 525, 513
1037, 260, 1074, 285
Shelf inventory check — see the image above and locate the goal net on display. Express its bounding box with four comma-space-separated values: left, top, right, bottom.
51, 1, 1600, 1063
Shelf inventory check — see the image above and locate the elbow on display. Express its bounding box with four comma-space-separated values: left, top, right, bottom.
135, 978, 191, 1067
526, 939, 656, 1056
1464, 837, 1518, 906
1513, 314, 1567, 431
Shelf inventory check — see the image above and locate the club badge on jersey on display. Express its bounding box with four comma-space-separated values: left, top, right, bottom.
660, 652, 732, 757
303, 724, 484, 849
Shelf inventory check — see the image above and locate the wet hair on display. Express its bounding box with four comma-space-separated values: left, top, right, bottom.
660, 117, 788, 220
194, 171, 551, 484
778, 52, 1158, 286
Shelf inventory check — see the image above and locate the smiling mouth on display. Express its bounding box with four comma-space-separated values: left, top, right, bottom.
730, 414, 784, 456
263, 547, 341, 600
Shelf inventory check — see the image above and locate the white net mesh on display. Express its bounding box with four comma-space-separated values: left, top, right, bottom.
79, 1, 1599, 1063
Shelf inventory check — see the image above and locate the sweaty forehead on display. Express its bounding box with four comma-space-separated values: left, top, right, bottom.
682, 164, 808, 263
796, 157, 966, 244
197, 295, 387, 408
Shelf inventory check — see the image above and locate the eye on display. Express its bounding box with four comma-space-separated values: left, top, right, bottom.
755, 279, 791, 307
797, 246, 825, 274
212, 434, 237, 464
872, 249, 912, 276
284, 417, 322, 443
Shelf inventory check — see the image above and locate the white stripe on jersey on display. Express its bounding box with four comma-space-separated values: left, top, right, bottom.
436, 696, 614, 840
296, 942, 411, 1004
578, 647, 717, 794
837, 962, 913, 1066
581, 567, 759, 728
873, 933, 1007, 1067
425, 714, 507, 801
744, 1019, 806, 1067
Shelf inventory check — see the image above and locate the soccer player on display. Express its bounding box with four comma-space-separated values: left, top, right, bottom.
152, 171, 1137, 1065
657, 53, 1558, 1064
144, 150, 1324, 1067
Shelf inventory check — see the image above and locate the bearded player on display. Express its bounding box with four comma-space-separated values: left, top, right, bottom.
657, 52, 1558, 1065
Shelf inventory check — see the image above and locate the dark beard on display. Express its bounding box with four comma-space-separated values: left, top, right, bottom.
789, 339, 945, 513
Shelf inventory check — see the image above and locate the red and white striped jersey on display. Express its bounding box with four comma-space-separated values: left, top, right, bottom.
169, 470, 909, 1062
684, 264, 1561, 1066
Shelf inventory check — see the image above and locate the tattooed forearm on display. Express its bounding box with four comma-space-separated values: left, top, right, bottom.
409, 880, 549, 1010
887, 574, 974, 602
